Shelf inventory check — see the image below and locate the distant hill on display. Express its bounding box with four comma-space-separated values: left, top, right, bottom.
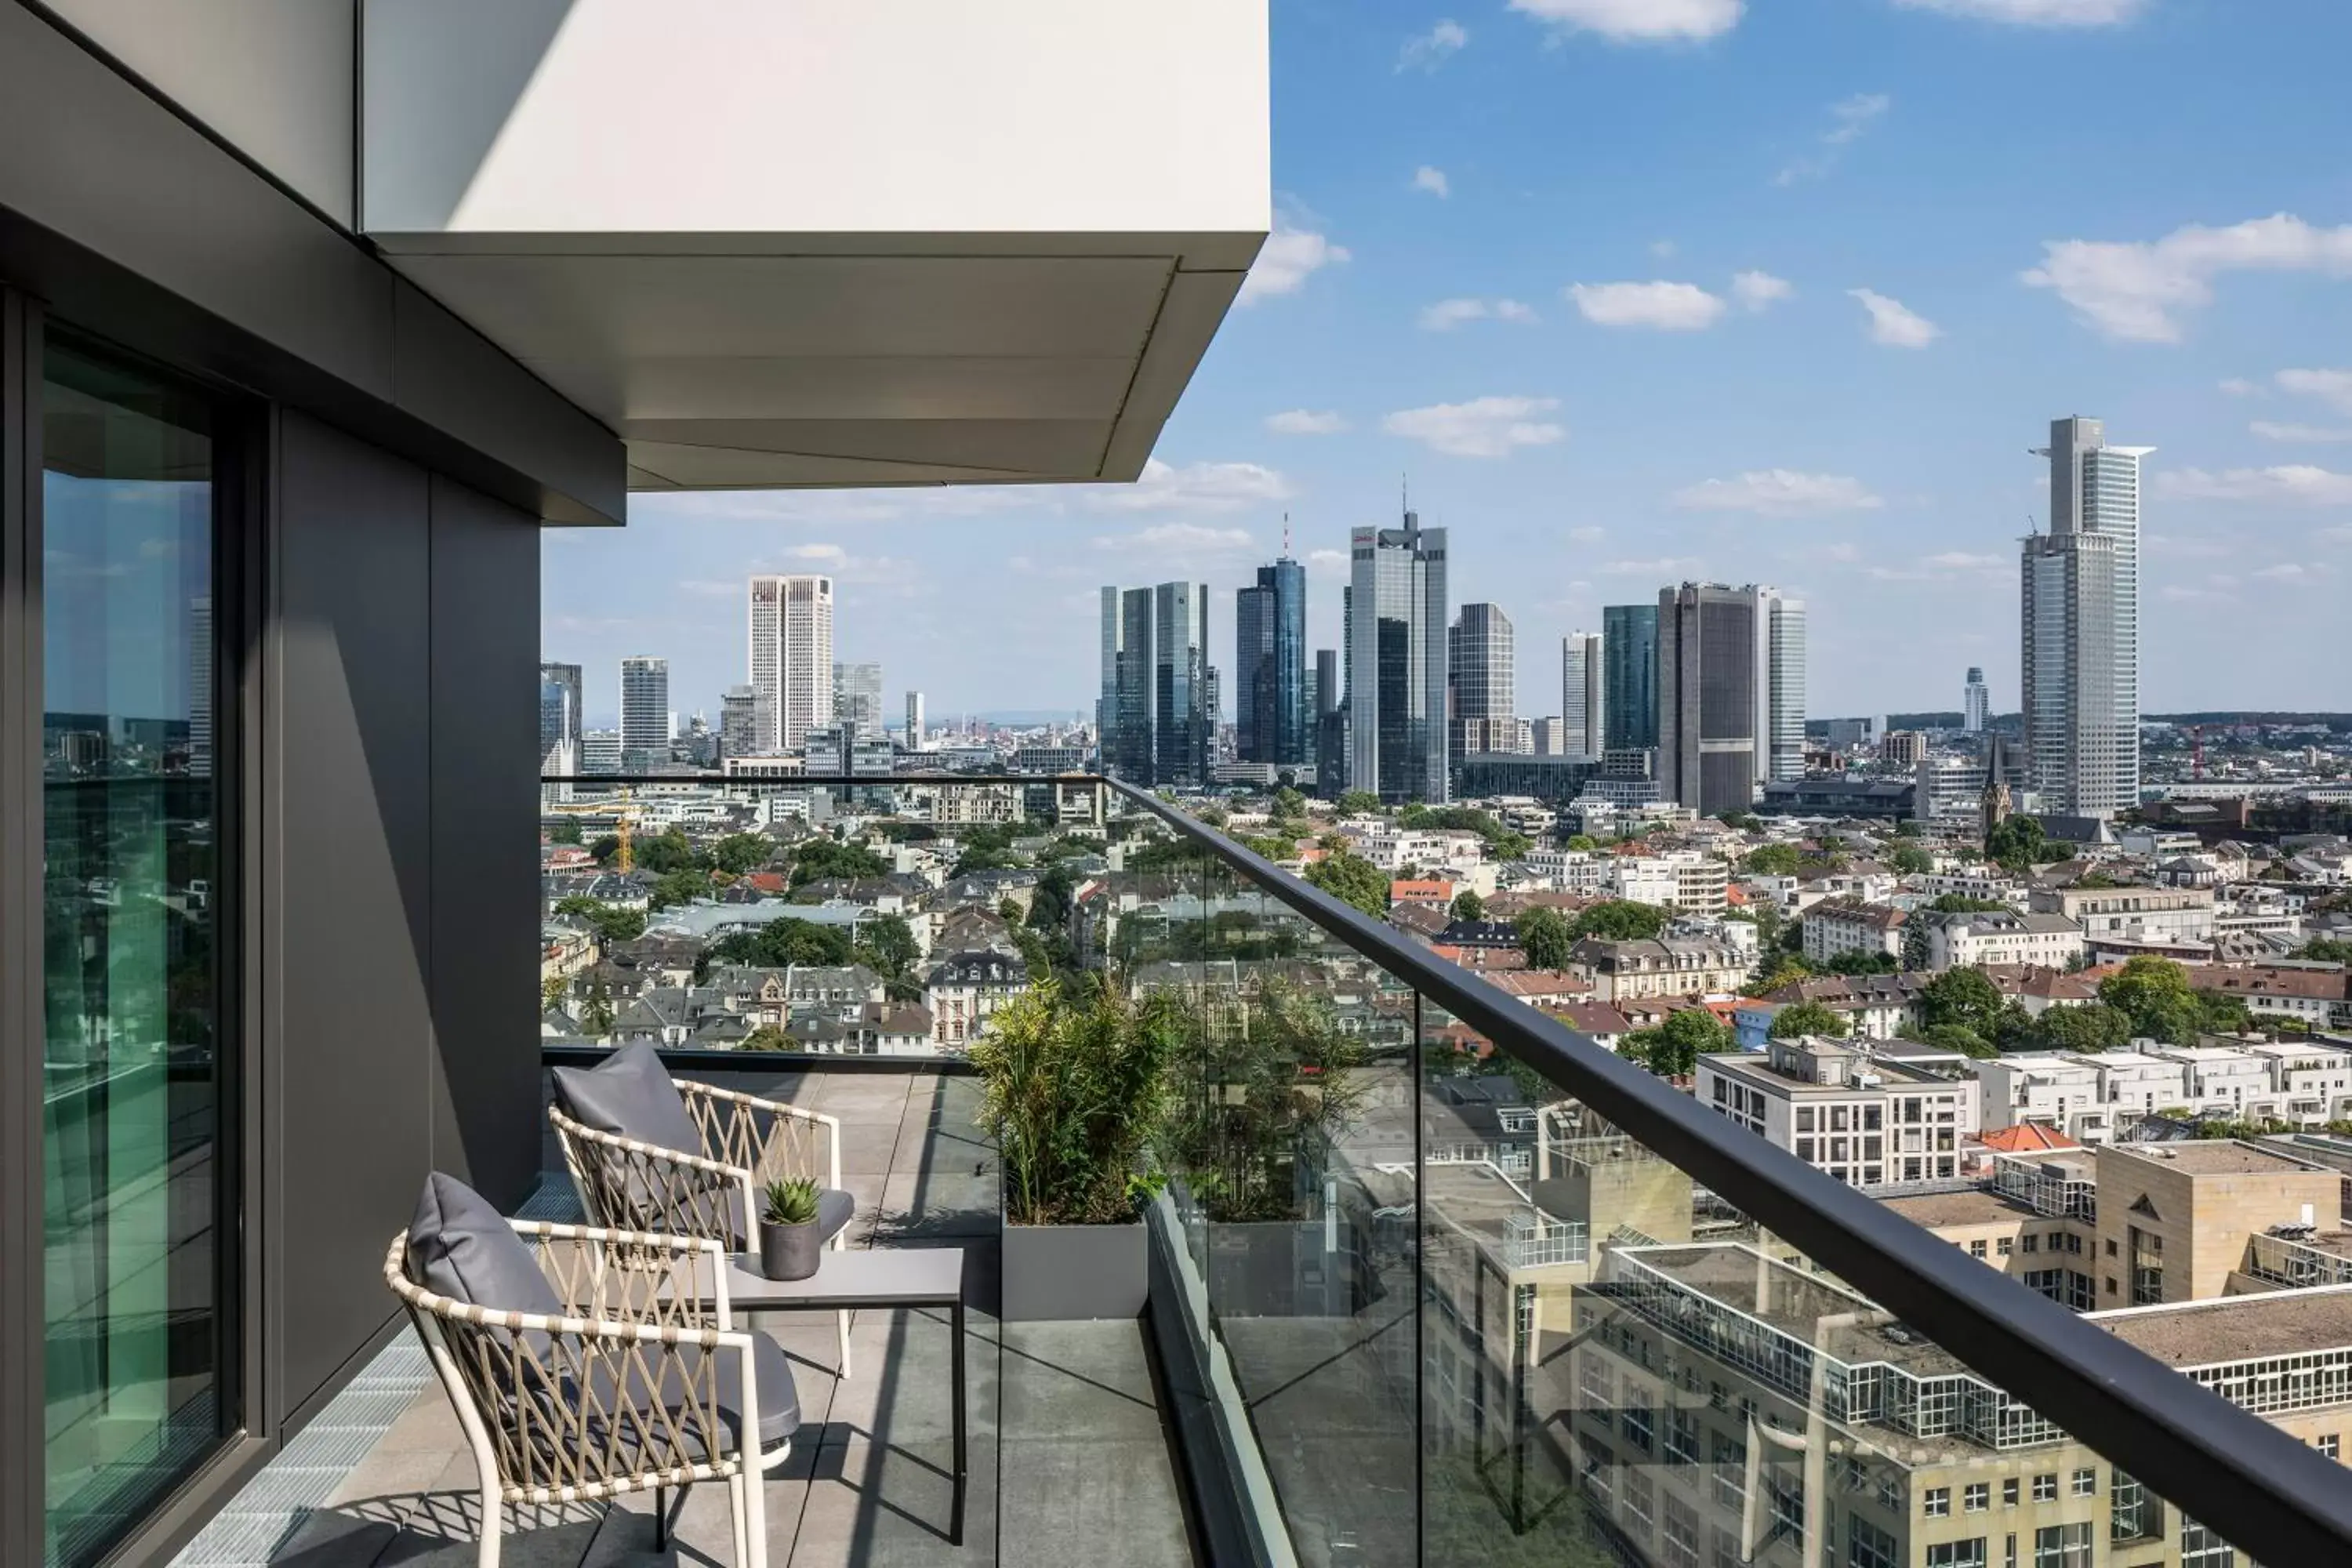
2147, 712, 2352, 730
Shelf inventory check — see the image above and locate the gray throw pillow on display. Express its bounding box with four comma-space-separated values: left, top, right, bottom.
550, 1041, 706, 1158
405, 1172, 564, 1319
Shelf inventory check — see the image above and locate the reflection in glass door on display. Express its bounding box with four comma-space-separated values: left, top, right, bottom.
40, 341, 230, 1567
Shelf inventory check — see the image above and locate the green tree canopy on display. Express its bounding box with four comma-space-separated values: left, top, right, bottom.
791, 837, 891, 887
1744, 843, 1802, 877
712, 833, 775, 875
1569, 900, 1668, 942
1820, 949, 1899, 976
1770, 1000, 1851, 1040
2028, 1001, 2132, 1054
2100, 956, 2207, 1044
1271, 785, 1308, 821
1920, 966, 2005, 1037
2298, 938, 2352, 964
1985, 815, 2071, 873
1889, 843, 1934, 875
648, 868, 710, 910
708, 916, 856, 970
554, 896, 646, 946
589, 834, 623, 866
1755, 956, 1812, 993
1626, 1007, 1730, 1078
1929, 894, 2012, 913
1239, 833, 1297, 861
1915, 1022, 1997, 1059
855, 913, 920, 981
547, 818, 583, 846
1306, 846, 1389, 919
1515, 906, 1575, 970
634, 828, 701, 876
1563, 834, 1599, 851
1335, 790, 1384, 816
1450, 890, 1486, 922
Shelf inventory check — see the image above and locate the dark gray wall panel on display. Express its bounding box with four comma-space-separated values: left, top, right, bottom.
427, 475, 543, 1209
274, 412, 434, 1417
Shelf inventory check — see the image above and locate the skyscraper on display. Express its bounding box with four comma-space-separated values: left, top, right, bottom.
832, 660, 884, 737
1448, 603, 1515, 760
1562, 630, 1604, 758
1657, 584, 1761, 815
539, 661, 583, 761
1102, 586, 1156, 780
1760, 590, 1807, 785
619, 655, 669, 768
719, 685, 757, 760
2024, 416, 2148, 818
1234, 555, 1306, 766
905, 691, 926, 749
1153, 581, 1211, 787
748, 574, 833, 750
1964, 666, 1991, 733
539, 676, 576, 771
1313, 648, 1345, 790
1601, 602, 1660, 753
1350, 510, 1449, 803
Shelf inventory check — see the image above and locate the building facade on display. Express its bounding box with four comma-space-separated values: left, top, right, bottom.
831, 659, 884, 738
1154, 581, 1212, 788
618, 655, 670, 767
2023, 417, 2149, 818
1562, 630, 1604, 758
1965, 664, 1991, 732
1350, 510, 1450, 803
749, 573, 834, 751
1600, 601, 1659, 753
1657, 583, 1759, 815
1235, 555, 1307, 766
904, 690, 926, 750
1448, 601, 1515, 762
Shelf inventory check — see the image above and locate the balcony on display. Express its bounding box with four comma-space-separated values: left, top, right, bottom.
183, 775, 2352, 1566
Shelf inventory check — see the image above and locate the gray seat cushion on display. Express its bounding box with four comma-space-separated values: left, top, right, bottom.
551, 1042, 706, 1158
580, 1330, 802, 1454
406, 1173, 564, 1319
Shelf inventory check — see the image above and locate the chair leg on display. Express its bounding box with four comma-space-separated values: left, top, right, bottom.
653, 1483, 670, 1552
729, 1472, 749, 1568
838, 1308, 852, 1380
477, 1483, 503, 1568
743, 1449, 772, 1568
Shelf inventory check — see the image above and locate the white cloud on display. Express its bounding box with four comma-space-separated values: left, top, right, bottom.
1672, 470, 1886, 516
1085, 459, 1292, 513
1925, 551, 2005, 570
2278, 368, 2352, 416
2252, 422, 2352, 445
1382, 397, 1566, 459
1419, 296, 1539, 331
2146, 533, 2232, 560
1306, 548, 1351, 575
1600, 556, 1704, 576
1509, 0, 1744, 42
2251, 562, 2335, 585
2219, 378, 2266, 398
1398, 19, 1468, 70
1240, 221, 1351, 306
1650, 239, 1680, 260
1569, 525, 1607, 543
2023, 215, 2352, 343
2159, 466, 2352, 506
1567, 280, 1728, 331
2320, 525, 2352, 544
1893, 0, 2144, 24
1849, 289, 1943, 347
1733, 270, 1795, 312
1776, 93, 1892, 184
1265, 409, 1349, 436
1412, 165, 1451, 198
1092, 522, 1257, 554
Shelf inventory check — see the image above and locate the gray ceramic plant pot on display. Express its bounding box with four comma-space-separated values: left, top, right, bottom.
758, 1218, 822, 1281
1000, 1221, 1147, 1321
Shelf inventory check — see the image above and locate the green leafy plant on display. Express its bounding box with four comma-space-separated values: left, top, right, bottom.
972, 977, 1185, 1225
762, 1175, 821, 1227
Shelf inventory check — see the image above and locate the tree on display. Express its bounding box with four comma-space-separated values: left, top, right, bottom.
1755, 956, 1812, 993
1626, 1007, 1731, 1078
1570, 900, 1668, 942
1272, 786, 1308, 822
1744, 843, 1802, 877
2028, 1002, 2132, 1054
1515, 906, 1574, 971
1494, 832, 1534, 862
1240, 834, 1296, 861
1820, 949, 1899, 976
791, 837, 891, 887
554, 896, 645, 946
855, 913, 920, 983
648, 868, 709, 910
1920, 966, 2005, 1037
1930, 895, 2010, 913
2100, 956, 2206, 1044
742, 1024, 794, 1051
1889, 843, 1934, 876
1335, 790, 1384, 816
541, 972, 569, 1009
634, 828, 700, 875
1450, 890, 1486, 922
1306, 846, 1389, 919
1027, 865, 1076, 932
589, 833, 623, 866
1770, 1000, 1851, 1040
2298, 938, 2352, 964
1563, 834, 1599, 851
708, 916, 855, 970
1985, 815, 2069, 873
713, 833, 775, 875
1915, 1022, 1996, 1059
1718, 811, 1764, 833
547, 818, 583, 846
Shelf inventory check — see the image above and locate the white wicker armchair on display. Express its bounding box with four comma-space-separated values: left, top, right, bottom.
550, 1076, 855, 1374
385, 1220, 791, 1568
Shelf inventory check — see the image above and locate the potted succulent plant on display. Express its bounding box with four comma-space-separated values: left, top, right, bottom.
971, 975, 1183, 1320
757, 1175, 824, 1281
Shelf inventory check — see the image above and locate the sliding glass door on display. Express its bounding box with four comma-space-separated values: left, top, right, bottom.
39, 339, 234, 1567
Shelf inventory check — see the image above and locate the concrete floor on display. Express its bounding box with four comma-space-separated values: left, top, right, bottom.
177, 1070, 1196, 1568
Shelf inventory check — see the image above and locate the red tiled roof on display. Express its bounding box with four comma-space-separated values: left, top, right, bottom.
1976, 1123, 2082, 1154
1392, 879, 1455, 903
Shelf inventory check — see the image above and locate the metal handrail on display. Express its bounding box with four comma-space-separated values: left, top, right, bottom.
535, 768, 2352, 1560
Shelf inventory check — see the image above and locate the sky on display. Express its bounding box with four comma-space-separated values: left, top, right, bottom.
545, 0, 2352, 731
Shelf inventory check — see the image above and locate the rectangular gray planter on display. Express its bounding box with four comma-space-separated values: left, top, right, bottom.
1000, 1221, 1148, 1321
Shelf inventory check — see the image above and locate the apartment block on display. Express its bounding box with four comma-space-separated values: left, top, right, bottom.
1611, 851, 1730, 914
1572, 938, 1751, 1004
1918, 909, 2087, 971
1802, 899, 1909, 965
1698, 1036, 1980, 1187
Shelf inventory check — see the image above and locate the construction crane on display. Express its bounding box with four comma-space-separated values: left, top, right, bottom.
615, 784, 635, 873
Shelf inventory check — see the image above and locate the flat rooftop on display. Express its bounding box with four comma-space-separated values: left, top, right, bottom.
2113, 1142, 2327, 1176
1878, 1188, 2031, 1229
2098, 1289, 2352, 1368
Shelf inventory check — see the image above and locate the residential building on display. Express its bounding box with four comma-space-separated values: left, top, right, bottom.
1235, 554, 1307, 766
581, 729, 623, 775
1610, 852, 1730, 915
2031, 883, 2216, 948
831, 659, 884, 738
1561, 630, 1603, 757
1965, 664, 1991, 731
1802, 900, 1909, 965
2022, 416, 2149, 818
1882, 729, 1926, 768
1448, 601, 1515, 762
1599, 601, 1658, 753
2185, 965, 2352, 1033
618, 655, 669, 768
1349, 509, 1450, 803
924, 949, 1031, 1047
718, 684, 758, 760
749, 573, 835, 750
1571, 937, 1750, 1004
1698, 1036, 1980, 1187
1918, 909, 2086, 971
1916, 752, 1990, 826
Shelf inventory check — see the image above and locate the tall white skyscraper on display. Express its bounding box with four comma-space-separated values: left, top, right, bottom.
1561, 630, 1603, 758
619, 656, 669, 765
1964, 666, 1991, 733
1760, 591, 1806, 786
748, 575, 833, 750
1351, 510, 1449, 803
2024, 417, 2149, 818
905, 691, 926, 748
